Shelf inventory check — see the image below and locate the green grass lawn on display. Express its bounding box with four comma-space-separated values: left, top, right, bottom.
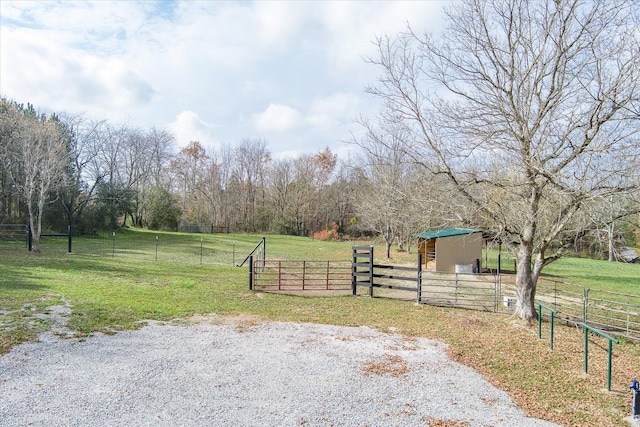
1, 229, 639, 427
543, 256, 639, 293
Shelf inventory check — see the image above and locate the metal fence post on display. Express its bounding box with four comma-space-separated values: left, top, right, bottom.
248, 255, 254, 290
584, 288, 589, 324
584, 324, 589, 374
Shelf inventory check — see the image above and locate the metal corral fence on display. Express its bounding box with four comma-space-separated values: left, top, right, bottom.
418, 271, 640, 342
251, 259, 352, 292
420, 271, 501, 311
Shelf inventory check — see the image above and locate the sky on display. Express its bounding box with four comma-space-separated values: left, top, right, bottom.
0, 1, 448, 159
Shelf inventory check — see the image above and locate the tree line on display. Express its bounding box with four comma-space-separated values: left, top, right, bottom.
0, 97, 441, 253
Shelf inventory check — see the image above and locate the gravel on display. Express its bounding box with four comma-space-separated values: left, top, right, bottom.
0, 314, 561, 427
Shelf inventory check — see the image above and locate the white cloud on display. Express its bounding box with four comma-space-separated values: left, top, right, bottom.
306, 92, 362, 131
0, 0, 449, 157
252, 104, 303, 133
0, 24, 154, 122
169, 110, 219, 150
320, 1, 447, 78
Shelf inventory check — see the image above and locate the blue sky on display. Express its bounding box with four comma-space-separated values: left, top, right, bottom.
0, 1, 447, 158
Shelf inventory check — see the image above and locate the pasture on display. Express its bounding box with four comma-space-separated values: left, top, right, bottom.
0, 229, 639, 426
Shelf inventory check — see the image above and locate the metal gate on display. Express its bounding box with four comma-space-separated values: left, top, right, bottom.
250, 259, 352, 292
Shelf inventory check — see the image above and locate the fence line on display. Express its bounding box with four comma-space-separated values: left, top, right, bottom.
0, 224, 28, 249
348, 245, 640, 341
5, 231, 272, 266
418, 271, 640, 342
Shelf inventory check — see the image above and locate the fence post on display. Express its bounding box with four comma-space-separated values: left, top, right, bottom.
302, 260, 306, 290
417, 253, 422, 303
584, 324, 589, 373
584, 288, 589, 324
326, 261, 330, 291
369, 246, 374, 298
248, 255, 254, 290
352, 248, 356, 295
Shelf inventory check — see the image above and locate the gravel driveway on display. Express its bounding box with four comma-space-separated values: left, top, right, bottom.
0, 314, 560, 426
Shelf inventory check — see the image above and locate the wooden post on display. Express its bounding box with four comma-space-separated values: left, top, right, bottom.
352, 248, 357, 295
417, 253, 423, 303
369, 246, 374, 298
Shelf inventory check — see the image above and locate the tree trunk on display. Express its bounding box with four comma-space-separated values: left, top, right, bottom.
607, 222, 615, 262
514, 246, 537, 322
384, 223, 392, 258
28, 205, 40, 253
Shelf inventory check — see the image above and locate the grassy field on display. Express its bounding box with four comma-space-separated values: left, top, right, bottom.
1, 230, 639, 426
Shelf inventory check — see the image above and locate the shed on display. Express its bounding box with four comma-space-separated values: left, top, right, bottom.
414, 228, 483, 273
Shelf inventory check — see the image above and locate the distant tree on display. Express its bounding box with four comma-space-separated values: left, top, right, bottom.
170, 141, 211, 223
0, 98, 26, 222
90, 181, 136, 230
146, 187, 181, 231
365, 0, 640, 321
0, 102, 68, 251
230, 138, 270, 232
311, 147, 338, 229
267, 158, 296, 234
323, 163, 358, 234
55, 114, 104, 233
355, 125, 418, 258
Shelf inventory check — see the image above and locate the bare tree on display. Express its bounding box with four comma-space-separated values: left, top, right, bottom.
170, 141, 210, 223
365, 0, 640, 320
56, 114, 104, 232
230, 138, 270, 232
2, 107, 67, 251
355, 124, 421, 258
267, 158, 295, 232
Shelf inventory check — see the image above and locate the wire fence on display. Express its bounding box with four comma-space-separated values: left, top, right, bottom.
23, 231, 268, 266
353, 264, 640, 342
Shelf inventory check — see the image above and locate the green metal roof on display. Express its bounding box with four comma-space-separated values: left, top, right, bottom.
413, 228, 482, 240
